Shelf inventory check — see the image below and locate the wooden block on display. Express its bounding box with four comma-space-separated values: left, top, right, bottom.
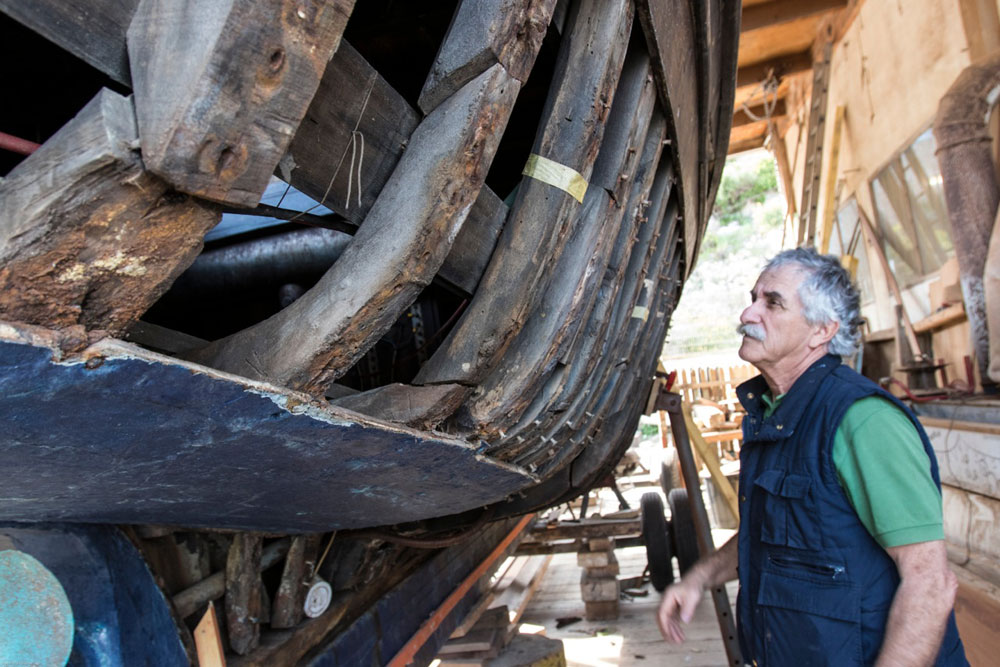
583, 562, 620, 578
438, 628, 500, 655
0, 88, 219, 337
584, 599, 619, 621
587, 537, 614, 552
579, 570, 618, 602
488, 633, 566, 667
127, 0, 355, 205
418, 0, 558, 112
575, 551, 611, 568
188, 64, 521, 394
225, 533, 263, 655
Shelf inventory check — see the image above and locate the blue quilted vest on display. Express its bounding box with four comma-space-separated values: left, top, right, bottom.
735, 355, 967, 666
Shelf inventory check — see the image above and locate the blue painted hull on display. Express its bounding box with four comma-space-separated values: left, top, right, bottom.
0, 325, 534, 532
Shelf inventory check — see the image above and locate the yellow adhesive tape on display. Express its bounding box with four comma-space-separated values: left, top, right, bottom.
631, 306, 649, 322
522, 154, 587, 203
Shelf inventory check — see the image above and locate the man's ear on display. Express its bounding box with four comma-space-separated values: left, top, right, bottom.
808, 319, 839, 350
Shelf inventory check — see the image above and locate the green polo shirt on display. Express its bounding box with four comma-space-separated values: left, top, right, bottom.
761, 394, 943, 548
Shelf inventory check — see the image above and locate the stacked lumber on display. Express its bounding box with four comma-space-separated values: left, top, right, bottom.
577, 538, 620, 621
437, 554, 553, 665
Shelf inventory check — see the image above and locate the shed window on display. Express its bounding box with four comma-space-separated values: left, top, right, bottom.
870, 129, 953, 287
829, 198, 874, 305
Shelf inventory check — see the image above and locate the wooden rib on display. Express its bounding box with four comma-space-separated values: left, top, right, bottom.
457, 50, 658, 439
332, 383, 468, 430
126, 0, 355, 206
0, 89, 219, 338
418, 0, 558, 113
492, 116, 669, 452
188, 64, 521, 393
414, 0, 635, 387
288, 40, 510, 296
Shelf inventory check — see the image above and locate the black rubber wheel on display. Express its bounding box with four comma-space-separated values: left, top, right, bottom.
668, 488, 700, 575
659, 448, 682, 496
641, 492, 674, 591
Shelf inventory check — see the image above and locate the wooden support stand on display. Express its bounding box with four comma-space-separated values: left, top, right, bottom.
577, 538, 619, 621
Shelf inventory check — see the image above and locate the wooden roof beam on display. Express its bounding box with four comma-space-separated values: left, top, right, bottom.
742, 0, 848, 33
732, 99, 787, 129
736, 50, 812, 88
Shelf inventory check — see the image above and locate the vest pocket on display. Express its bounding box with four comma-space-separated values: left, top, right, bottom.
757, 569, 862, 665
753, 470, 822, 550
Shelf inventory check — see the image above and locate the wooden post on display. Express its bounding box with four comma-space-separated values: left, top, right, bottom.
0, 89, 219, 337
126, 0, 355, 206
271, 535, 321, 630
819, 105, 846, 254
225, 533, 263, 655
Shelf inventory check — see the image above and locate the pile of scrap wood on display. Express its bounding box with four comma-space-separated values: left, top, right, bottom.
435, 554, 553, 664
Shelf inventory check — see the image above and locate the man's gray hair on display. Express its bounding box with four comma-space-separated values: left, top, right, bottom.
764, 247, 862, 356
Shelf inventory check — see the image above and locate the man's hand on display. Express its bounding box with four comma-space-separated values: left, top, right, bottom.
656, 535, 739, 643
657, 577, 704, 643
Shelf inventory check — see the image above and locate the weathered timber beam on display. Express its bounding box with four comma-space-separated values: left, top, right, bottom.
226, 533, 264, 655
0, 0, 137, 85
271, 535, 320, 630
287, 39, 508, 296
419, 0, 558, 113
734, 75, 792, 113
524, 518, 641, 541
727, 129, 769, 154
741, 0, 848, 33
457, 50, 657, 439
732, 99, 786, 128
736, 50, 811, 88
331, 383, 468, 430
414, 0, 634, 387
188, 65, 520, 393
0, 89, 219, 337
127, 0, 355, 206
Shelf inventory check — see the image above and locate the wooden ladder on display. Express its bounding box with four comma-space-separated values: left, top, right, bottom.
798, 40, 833, 247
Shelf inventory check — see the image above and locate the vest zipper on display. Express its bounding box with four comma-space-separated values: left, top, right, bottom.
768, 554, 845, 579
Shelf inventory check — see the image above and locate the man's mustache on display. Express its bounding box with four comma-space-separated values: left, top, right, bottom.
737, 323, 765, 341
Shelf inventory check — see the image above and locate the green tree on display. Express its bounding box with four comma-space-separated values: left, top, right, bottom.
712, 158, 778, 227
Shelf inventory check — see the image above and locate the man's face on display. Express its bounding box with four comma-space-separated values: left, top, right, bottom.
737, 264, 822, 372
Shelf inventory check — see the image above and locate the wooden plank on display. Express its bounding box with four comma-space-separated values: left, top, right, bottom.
818, 105, 846, 254
194, 603, 227, 667
332, 383, 468, 430
189, 63, 521, 394
418, 0, 558, 113
225, 533, 263, 655
741, 0, 848, 33
489, 554, 553, 625
286, 39, 509, 295
126, 0, 355, 206
0, 0, 137, 85
414, 0, 634, 387
0, 89, 219, 337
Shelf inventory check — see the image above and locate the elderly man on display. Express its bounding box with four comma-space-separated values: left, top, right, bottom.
658, 248, 967, 665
